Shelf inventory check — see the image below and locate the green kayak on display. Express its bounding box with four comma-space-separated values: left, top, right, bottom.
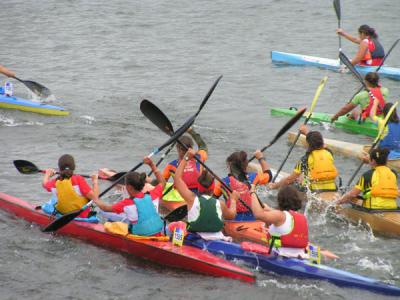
270, 107, 378, 137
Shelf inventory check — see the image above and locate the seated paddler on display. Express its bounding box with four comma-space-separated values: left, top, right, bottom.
251, 185, 309, 258
213, 149, 272, 221
174, 148, 238, 240
93, 156, 166, 236
269, 125, 339, 193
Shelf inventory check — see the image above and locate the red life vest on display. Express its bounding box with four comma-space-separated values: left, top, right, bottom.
267, 210, 309, 249
361, 87, 385, 119
360, 38, 384, 66
182, 159, 201, 190
226, 176, 252, 213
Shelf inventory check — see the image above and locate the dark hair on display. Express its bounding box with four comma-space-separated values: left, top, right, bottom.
227, 151, 248, 181
177, 135, 194, 152
277, 186, 303, 211
58, 154, 75, 179
306, 131, 324, 152
358, 24, 377, 38
125, 171, 147, 191
198, 170, 214, 188
370, 147, 390, 166
383, 102, 399, 124
365, 72, 380, 87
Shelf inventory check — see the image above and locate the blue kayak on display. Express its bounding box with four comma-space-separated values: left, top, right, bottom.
185, 234, 400, 296
0, 88, 69, 116
271, 51, 400, 81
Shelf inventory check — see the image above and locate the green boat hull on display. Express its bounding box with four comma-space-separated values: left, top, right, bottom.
270, 107, 378, 137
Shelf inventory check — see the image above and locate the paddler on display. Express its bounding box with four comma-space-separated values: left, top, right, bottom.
251, 185, 309, 257
163, 127, 208, 195
370, 102, 400, 156
337, 147, 399, 210
93, 156, 166, 236
331, 72, 388, 122
174, 148, 239, 240
336, 25, 385, 66
269, 125, 339, 193
42, 154, 98, 218
0, 64, 16, 78
213, 150, 272, 221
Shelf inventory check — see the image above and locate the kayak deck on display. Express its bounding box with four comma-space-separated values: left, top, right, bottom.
185, 235, 400, 296
271, 51, 400, 81
0, 192, 255, 283
0, 94, 69, 116
271, 107, 378, 137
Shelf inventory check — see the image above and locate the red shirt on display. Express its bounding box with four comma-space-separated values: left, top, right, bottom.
43, 175, 92, 197
111, 184, 163, 213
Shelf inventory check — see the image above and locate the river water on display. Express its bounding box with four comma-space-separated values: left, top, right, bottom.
1, 0, 399, 299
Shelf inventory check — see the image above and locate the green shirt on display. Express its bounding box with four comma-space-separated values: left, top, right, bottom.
351, 87, 389, 109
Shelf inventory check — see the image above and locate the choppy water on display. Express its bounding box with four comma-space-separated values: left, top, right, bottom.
1, 0, 400, 299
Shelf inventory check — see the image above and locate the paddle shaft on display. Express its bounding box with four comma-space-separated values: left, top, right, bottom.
148, 142, 175, 176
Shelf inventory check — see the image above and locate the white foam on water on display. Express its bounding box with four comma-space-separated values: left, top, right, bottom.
357, 257, 394, 275
80, 115, 95, 124
258, 278, 325, 296
0, 114, 44, 127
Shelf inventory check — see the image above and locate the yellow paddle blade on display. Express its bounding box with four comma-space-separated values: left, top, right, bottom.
374, 101, 398, 143
304, 76, 328, 118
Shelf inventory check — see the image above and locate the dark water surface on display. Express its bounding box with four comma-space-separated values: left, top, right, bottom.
1, 0, 400, 299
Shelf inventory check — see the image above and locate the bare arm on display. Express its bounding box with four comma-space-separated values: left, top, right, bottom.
220, 190, 238, 220
0, 65, 16, 78
174, 149, 196, 208
351, 40, 369, 65
251, 192, 285, 226
144, 156, 166, 188
337, 187, 361, 205
42, 169, 55, 188
337, 29, 361, 44
332, 103, 357, 121
269, 171, 300, 190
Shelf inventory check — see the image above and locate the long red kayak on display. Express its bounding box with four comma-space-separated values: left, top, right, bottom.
0, 192, 255, 283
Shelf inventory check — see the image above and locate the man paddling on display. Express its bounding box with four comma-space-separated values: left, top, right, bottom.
331, 72, 388, 122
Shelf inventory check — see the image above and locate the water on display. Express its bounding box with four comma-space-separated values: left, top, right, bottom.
1, 0, 400, 299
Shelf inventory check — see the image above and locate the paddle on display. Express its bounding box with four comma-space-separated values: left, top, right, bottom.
42, 112, 193, 233
344, 38, 400, 104
272, 77, 328, 182
346, 101, 398, 187
333, 0, 342, 54
0, 65, 51, 98
148, 142, 176, 176
13, 160, 123, 182
248, 107, 307, 162
164, 204, 188, 222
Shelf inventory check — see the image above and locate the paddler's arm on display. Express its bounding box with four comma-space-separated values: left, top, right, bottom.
144, 156, 165, 188
254, 149, 270, 174
250, 192, 284, 226
336, 28, 361, 44
174, 148, 196, 208
336, 187, 361, 205
220, 191, 238, 220
268, 172, 300, 190
370, 98, 380, 122
188, 127, 208, 154
0, 65, 16, 78
331, 103, 357, 122
351, 40, 369, 65
42, 169, 55, 188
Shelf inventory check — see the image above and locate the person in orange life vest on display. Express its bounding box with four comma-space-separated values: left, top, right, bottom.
331, 72, 388, 122
42, 154, 99, 218
336, 25, 385, 66
251, 185, 308, 258
337, 148, 399, 210
93, 156, 166, 236
163, 127, 208, 194
213, 150, 272, 221
174, 148, 239, 240
269, 125, 338, 192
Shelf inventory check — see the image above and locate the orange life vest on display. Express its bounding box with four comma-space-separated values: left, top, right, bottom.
308, 149, 338, 182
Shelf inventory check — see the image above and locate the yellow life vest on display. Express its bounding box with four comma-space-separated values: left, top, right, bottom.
308, 149, 338, 182
55, 178, 88, 214
364, 166, 398, 209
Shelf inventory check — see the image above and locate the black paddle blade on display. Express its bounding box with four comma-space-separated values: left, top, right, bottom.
333, 0, 341, 20
140, 99, 174, 135
339, 51, 365, 86
376, 38, 400, 72
164, 205, 188, 222
269, 107, 307, 146
42, 209, 83, 232
13, 160, 41, 174
196, 75, 223, 116
15, 77, 52, 98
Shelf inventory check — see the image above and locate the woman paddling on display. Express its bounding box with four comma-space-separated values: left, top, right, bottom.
174, 148, 238, 240
337, 148, 399, 210
213, 150, 272, 221
269, 125, 339, 193
331, 72, 388, 122
337, 25, 385, 66
93, 156, 166, 236
251, 185, 309, 258
42, 154, 98, 218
